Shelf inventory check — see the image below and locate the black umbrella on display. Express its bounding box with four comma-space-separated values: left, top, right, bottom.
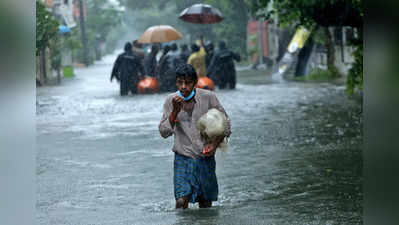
179, 4, 223, 24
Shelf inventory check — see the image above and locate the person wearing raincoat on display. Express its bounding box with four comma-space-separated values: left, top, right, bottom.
144, 44, 159, 77
187, 43, 207, 77
168, 43, 180, 58
132, 39, 145, 61
110, 42, 144, 96
179, 44, 190, 63
204, 42, 214, 68
157, 45, 171, 92
165, 43, 185, 92
207, 41, 241, 89
158, 45, 179, 92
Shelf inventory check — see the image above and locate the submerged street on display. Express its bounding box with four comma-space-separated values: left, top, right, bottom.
37, 54, 362, 225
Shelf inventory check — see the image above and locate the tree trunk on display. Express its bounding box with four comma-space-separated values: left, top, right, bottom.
41, 47, 47, 84
79, 0, 89, 66
324, 27, 335, 71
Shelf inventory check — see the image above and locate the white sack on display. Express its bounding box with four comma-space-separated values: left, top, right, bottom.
197, 108, 228, 152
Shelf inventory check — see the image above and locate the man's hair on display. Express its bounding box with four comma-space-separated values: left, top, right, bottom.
181, 44, 188, 51
124, 42, 132, 52
151, 45, 159, 54
132, 40, 142, 48
163, 44, 170, 53
191, 43, 200, 52
175, 64, 197, 81
205, 42, 214, 52
218, 40, 226, 49
171, 43, 178, 51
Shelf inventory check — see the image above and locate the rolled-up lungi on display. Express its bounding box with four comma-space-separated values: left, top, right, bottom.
174, 153, 218, 203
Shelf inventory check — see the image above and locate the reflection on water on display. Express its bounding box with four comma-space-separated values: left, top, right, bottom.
175, 208, 221, 225
37, 54, 362, 224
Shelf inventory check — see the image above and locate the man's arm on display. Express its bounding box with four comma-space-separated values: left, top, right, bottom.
159, 98, 175, 138
110, 55, 122, 82
159, 95, 184, 138
202, 135, 225, 156
203, 93, 231, 156
232, 51, 241, 62
209, 92, 231, 138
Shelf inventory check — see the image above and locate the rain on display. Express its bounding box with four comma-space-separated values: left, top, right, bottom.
36, 0, 363, 224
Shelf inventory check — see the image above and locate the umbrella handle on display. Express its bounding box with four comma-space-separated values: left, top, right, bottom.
200, 34, 204, 46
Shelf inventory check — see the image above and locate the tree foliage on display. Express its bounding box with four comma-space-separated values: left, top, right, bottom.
253, 0, 363, 29
346, 28, 363, 95
85, 0, 123, 41
36, 0, 59, 56
68, 0, 123, 64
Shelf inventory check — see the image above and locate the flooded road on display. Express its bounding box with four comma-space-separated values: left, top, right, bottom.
37, 54, 362, 225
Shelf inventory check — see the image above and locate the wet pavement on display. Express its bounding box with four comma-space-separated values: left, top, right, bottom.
37, 53, 362, 225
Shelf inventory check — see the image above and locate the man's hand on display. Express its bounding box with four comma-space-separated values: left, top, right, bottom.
202, 143, 217, 156
169, 95, 184, 126
202, 135, 225, 156
172, 95, 184, 113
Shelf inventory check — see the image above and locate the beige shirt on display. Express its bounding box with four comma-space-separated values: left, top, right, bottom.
159, 88, 231, 159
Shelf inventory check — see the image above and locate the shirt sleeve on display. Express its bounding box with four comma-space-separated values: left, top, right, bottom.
159, 97, 175, 138
209, 92, 232, 137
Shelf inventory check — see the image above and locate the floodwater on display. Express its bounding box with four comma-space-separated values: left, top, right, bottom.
37, 53, 362, 225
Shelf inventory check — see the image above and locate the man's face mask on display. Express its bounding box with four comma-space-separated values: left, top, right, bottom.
176, 77, 196, 99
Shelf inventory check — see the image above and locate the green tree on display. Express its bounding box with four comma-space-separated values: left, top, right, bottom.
36, 0, 62, 84
70, 0, 123, 64
36, 0, 59, 56
203, 0, 250, 55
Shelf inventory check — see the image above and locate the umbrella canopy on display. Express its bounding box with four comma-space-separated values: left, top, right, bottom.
179, 4, 223, 24
138, 25, 183, 43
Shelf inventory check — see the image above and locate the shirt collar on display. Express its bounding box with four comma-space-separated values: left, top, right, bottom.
193, 88, 199, 103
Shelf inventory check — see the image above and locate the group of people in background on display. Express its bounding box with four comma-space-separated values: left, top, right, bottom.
110, 37, 241, 96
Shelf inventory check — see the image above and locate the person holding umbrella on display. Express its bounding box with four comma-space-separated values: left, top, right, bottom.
159, 63, 231, 209
178, 3, 224, 81
143, 44, 159, 77
157, 45, 174, 92
205, 41, 215, 68
179, 44, 191, 63
137, 25, 183, 92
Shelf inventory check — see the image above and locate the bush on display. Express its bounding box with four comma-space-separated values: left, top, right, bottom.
295, 67, 341, 82
346, 40, 363, 95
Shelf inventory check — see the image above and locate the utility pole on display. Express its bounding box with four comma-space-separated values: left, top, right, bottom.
257, 20, 264, 65
78, 0, 89, 66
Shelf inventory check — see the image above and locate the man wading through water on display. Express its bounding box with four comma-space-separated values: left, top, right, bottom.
159, 64, 231, 209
